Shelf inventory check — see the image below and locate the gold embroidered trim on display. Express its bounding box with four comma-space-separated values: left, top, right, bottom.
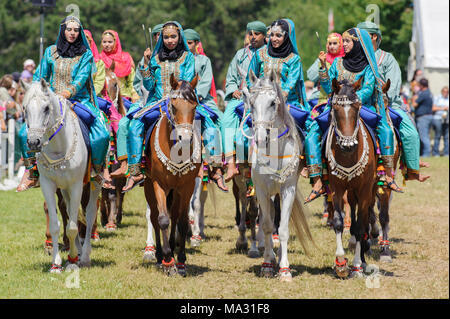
156, 51, 188, 97
337, 58, 357, 84
52, 46, 82, 95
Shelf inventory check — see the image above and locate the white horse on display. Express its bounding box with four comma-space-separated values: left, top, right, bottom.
24, 79, 101, 272
242, 70, 314, 282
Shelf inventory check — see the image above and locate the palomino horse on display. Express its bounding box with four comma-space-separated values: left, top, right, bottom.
325, 78, 378, 278
24, 79, 101, 272
143, 74, 201, 276
100, 61, 127, 231
242, 69, 314, 282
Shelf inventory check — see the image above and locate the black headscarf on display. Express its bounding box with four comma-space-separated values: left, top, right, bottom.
268, 19, 292, 58
342, 28, 368, 73
158, 23, 186, 62
56, 17, 87, 58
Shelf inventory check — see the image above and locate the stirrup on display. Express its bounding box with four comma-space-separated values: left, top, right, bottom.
304, 187, 326, 204
122, 174, 144, 193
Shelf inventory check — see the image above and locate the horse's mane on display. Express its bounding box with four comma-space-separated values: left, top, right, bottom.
335, 79, 358, 101
178, 80, 197, 103
23, 82, 49, 106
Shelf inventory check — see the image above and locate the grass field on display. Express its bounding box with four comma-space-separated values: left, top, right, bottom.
0, 157, 448, 299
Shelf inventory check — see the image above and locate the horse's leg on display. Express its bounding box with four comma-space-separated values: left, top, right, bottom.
153, 180, 173, 273
247, 196, 260, 258
343, 191, 351, 233
143, 204, 157, 262
80, 181, 101, 267
43, 201, 53, 255
175, 190, 193, 277
378, 190, 393, 262
145, 179, 163, 265
233, 179, 241, 227
55, 189, 70, 251
255, 186, 276, 277
272, 194, 281, 245
41, 177, 62, 273
236, 178, 248, 252
100, 188, 108, 227
332, 188, 349, 278
278, 183, 296, 282
199, 185, 207, 239
189, 177, 202, 247
105, 187, 117, 231
350, 192, 371, 278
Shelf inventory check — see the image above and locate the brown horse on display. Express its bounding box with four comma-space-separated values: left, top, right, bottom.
144, 74, 201, 276
375, 79, 399, 262
326, 78, 378, 278
100, 61, 127, 231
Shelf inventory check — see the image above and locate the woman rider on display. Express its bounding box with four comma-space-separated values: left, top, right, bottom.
16, 16, 110, 191
116, 21, 227, 192
308, 27, 401, 202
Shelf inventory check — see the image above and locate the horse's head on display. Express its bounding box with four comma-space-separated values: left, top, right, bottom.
168, 73, 199, 144
104, 61, 126, 116
23, 79, 60, 151
242, 69, 285, 145
331, 77, 363, 151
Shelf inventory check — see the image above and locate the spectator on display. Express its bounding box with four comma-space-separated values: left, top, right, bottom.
432, 86, 449, 156
412, 78, 434, 157
0, 75, 18, 121
20, 59, 36, 83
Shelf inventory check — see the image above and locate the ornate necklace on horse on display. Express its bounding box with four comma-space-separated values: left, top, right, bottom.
326, 94, 369, 181
153, 90, 201, 176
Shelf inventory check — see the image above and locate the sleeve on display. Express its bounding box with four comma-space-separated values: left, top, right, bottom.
180, 52, 195, 82
66, 50, 94, 98
133, 57, 145, 96
281, 57, 300, 96
33, 46, 53, 83
224, 51, 240, 100
93, 60, 106, 96
140, 59, 156, 93
383, 53, 403, 108
354, 66, 375, 105
306, 58, 321, 83
126, 66, 140, 101
196, 56, 213, 100
319, 58, 338, 95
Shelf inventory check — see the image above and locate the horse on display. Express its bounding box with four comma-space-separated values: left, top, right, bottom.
375, 79, 399, 262
325, 78, 378, 278
242, 69, 314, 282
143, 74, 202, 276
24, 79, 101, 272
100, 61, 127, 231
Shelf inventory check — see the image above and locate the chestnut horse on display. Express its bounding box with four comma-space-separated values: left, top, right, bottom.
144, 74, 201, 276
326, 78, 378, 278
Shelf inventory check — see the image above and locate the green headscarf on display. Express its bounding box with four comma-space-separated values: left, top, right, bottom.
152, 23, 163, 36
246, 21, 266, 34
184, 29, 201, 41
356, 21, 382, 48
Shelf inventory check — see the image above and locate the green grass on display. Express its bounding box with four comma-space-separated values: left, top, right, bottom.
0, 157, 448, 298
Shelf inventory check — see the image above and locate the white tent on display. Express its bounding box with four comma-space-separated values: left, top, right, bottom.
409, 0, 449, 95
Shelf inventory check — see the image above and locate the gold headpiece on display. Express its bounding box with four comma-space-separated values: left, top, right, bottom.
342, 30, 359, 42
163, 24, 179, 34
62, 16, 80, 28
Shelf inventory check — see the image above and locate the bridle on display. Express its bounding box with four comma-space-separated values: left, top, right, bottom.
330, 94, 361, 149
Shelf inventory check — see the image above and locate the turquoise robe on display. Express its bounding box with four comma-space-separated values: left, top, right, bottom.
23, 40, 109, 167
221, 46, 259, 159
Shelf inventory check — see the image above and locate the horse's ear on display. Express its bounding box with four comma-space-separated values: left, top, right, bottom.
332, 78, 341, 94
109, 60, 115, 72
242, 87, 251, 108
40, 78, 49, 93
352, 76, 364, 92
20, 79, 31, 92
268, 68, 278, 84
170, 73, 178, 90
248, 69, 257, 86
382, 79, 391, 94
190, 74, 199, 90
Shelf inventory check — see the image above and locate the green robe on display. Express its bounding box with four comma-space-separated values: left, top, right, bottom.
375, 48, 420, 172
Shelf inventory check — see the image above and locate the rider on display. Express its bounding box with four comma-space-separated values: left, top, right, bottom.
117, 21, 227, 192
222, 21, 267, 182
357, 21, 430, 183
84, 30, 106, 97
307, 32, 345, 107
308, 27, 400, 201
16, 16, 110, 191
100, 30, 140, 103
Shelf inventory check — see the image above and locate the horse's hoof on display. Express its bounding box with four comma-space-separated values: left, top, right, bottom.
143, 246, 157, 262
44, 241, 53, 256
91, 232, 100, 242
78, 260, 91, 268
248, 249, 260, 258
260, 262, 274, 278
278, 268, 292, 282
190, 235, 201, 248
105, 223, 117, 232
162, 258, 177, 276
334, 258, 350, 279
49, 264, 63, 274
272, 234, 280, 245
380, 254, 393, 263
176, 263, 186, 277
350, 266, 364, 278
236, 241, 248, 252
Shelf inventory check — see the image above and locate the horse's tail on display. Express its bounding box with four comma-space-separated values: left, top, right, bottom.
290, 186, 316, 256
